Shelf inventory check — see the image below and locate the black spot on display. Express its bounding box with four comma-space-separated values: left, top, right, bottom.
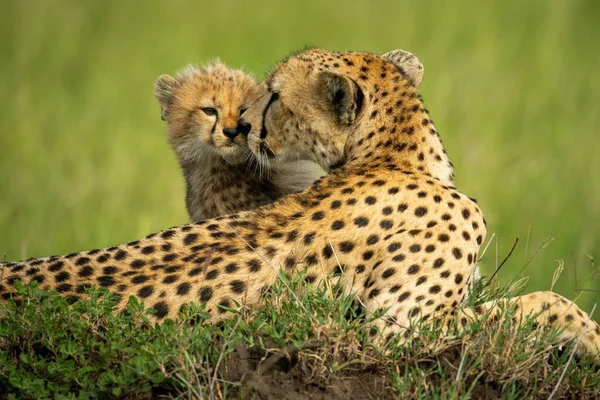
218, 299, 231, 314
230, 280, 246, 294
362, 251, 374, 260
312, 211, 325, 221
75, 257, 90, 266
56, 284, 73, 293
78, 266, 94, 278
407, 264, 420, 274
284, 256, 296, 269
161, 230, 176, 239
382, 268, 396, 279
409, 244, 421, 253
476, 235, 483, 245
153, 301, 169, 319
331, 220, 345, 230
380, 220, 393, 230
366, 235, 379, 245
452, 248, 463, 260
388, 242, 401, 252
247, 259, 261, 272
416, 276, 427, 286
97, 275, 116, 288
305, 253, 319, 266
414, 207, 427, 217
176, 283, 190, 296
429, 285, 441, 294
354, 217, 369, 227
425, 245, 435, 253
183, 233, 198, 245
388, 187, 399, 195
398, 291, 411, 302
130, 259, 145, 269
55, 271, 70, 283
141, 246, 155, 255
365, 196, 377, 205
392, 254, 406, 262
409, 307, 421, 318
397, 204, 408, 212
382, 207, 393, 215
286, 230, 298, 243
440, 270, 451, 278
48, 261, 64, 272
454, 274, 464, 284
438, 234, 450, 243
224, 263, 238, 274
330, 200, 342, 209
322, 245, 333, 259
339, 241, 355, 253
199, 287, 213, 302
461, 209, 471, 220
304, 232, 316, 245
433, 258, 445, 268
163, 275, 179, 284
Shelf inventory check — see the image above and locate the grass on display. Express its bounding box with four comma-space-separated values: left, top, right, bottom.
1, 270, 599, 399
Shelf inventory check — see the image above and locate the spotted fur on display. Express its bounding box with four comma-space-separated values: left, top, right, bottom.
1, 49, 599, 363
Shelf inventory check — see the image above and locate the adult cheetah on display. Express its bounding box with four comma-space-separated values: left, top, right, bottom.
1, 49, 599, 363
154, 62, 323, 221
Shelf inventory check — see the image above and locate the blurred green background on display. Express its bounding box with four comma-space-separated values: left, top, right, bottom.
1, 0, 598, 310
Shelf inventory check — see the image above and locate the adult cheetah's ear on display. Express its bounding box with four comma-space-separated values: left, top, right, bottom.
318, 71, 364, 125
154, 74, 179, 121
382, 50, 424, 87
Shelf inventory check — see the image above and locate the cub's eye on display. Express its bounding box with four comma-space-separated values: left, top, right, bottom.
201, 107, 217, 116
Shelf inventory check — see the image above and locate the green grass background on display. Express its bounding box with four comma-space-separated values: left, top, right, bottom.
1, 0, 598, 310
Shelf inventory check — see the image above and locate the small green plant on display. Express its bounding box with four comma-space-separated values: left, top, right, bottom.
0, 272, 598, 399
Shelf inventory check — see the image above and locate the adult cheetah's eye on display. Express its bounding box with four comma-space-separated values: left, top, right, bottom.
201, 107, 217, 116
239, 108, 248, 116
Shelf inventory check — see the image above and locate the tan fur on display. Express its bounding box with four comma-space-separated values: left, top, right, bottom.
154, 62, 324, 221
2, 50, 598, 363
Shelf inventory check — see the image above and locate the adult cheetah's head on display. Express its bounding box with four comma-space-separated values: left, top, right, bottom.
154, 62, 265, 165
240, 49, 423, 170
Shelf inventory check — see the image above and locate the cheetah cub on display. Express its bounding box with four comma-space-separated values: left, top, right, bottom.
154, 62, 324, 221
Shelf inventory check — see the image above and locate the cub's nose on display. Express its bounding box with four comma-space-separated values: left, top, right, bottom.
223, 128, 239, 139
237, 120, 252, 136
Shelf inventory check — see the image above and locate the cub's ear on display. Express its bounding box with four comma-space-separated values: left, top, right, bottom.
382, 50, 424, 87
154, 74, 178, 121
318, 71, 364, 125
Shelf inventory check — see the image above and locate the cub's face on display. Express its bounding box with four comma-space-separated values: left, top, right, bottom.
154, 63, 265, 164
